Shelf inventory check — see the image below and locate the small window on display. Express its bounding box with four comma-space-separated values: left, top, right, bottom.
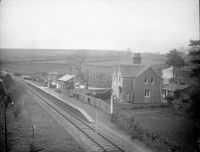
144, 77, 147, 84
119, 76, 121, 82
151, 77, 154, 84
145, 89, 150, 97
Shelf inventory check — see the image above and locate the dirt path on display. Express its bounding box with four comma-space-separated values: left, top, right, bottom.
6, 87, 85, 152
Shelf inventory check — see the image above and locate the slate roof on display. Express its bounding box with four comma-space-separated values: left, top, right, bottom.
114, 64, 163, 78
58, 74, 75, 82
163, 84, 190, 92
118, 65, 145, 77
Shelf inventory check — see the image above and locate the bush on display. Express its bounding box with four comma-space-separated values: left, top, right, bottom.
8, 83, 25, 104
166, 96, 174, 104
29, 142, 37, 152
181, 96, 190, 104
93, 90, 111, 100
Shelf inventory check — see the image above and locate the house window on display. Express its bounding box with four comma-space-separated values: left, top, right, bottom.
119, 76, 121, 82
150, 77, 154, 84
144, 77, 147, 84
145, 89, 150, 97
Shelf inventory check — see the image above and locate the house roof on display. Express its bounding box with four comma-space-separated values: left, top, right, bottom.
58, 74, 75, 82
117, 65, 145, 77
115, 64, 162, 78
151, 64, 170, 76
163, 83, 190, 92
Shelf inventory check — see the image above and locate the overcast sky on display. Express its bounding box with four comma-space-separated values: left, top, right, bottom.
0, 0, 199, 53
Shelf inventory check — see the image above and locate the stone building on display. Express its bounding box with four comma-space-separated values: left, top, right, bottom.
57, 74, 75, 93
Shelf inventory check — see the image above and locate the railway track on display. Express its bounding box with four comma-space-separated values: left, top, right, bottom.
24, 82, 126, 152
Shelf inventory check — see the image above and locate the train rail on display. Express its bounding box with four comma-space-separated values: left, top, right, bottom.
24, 81, 126, 152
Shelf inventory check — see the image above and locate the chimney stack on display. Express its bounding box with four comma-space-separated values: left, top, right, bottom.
133, 53, 141, 65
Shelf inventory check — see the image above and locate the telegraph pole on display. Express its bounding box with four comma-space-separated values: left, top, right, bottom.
4, 96, 8, 152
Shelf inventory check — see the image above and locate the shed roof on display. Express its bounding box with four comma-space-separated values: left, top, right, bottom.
163, 84, 190, 92
58, 74, 75, 82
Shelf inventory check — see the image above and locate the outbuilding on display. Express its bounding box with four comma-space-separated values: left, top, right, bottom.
162, 83, 190, 100
48, 72, 60, 88
57, 74, 75, 93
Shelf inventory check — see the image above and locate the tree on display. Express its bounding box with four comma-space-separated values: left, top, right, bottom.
189, 40, 200, 80
166, 49, 185, 78
188, 40, 200, 118
1, 74, 25, 108
3, 74, 14, 89
187, 39, 200, 152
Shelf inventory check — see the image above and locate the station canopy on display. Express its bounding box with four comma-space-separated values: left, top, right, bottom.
58, 74, 75, 82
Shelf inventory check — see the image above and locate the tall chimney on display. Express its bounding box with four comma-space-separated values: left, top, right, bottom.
133, 53, 141, 65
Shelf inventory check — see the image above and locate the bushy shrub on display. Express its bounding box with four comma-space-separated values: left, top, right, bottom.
93, 90, 111, 100
29, 142, 37, 152
166, 96, 174, 104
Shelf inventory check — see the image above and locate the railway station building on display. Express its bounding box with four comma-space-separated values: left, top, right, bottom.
56, 74, 75, 94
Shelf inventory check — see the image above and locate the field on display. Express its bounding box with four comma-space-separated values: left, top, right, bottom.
2, 53, 166, 73
87, 54, 166, 67
119, 107, 195, 150
2, 63, 71, 74
2, 53, 166, 88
